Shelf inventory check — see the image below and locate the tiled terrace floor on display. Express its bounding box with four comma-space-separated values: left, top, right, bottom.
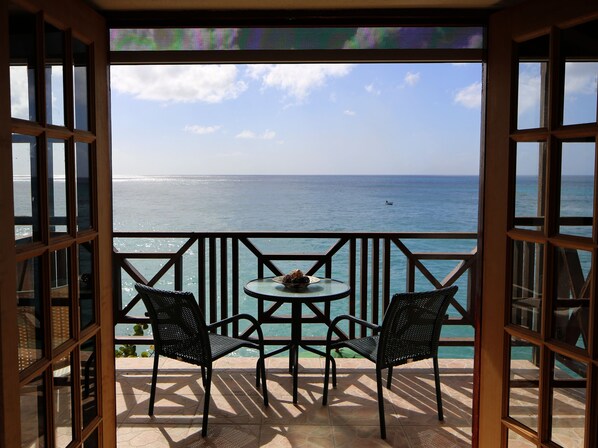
116, 357, 473, 447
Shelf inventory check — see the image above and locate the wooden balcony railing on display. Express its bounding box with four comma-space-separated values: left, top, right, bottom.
113, 231, 479, 350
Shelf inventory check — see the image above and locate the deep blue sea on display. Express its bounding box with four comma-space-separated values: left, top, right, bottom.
111, 174, 593, 358
112, 175, 480, 233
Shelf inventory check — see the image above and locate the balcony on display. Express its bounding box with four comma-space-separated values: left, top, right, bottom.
116, 357, 474, 447
113, 231, 477, 445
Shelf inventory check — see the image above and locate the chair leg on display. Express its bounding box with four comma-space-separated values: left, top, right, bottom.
201, 367, 213, 437
255, 359, 260, 388
376, 368, 386, 439
331, 356, 337, 388
148, 353, 160, 416
260, 355, 269, 407
322, 343, 332, 406
387, 366, 393, 389
433, 356, 444, 421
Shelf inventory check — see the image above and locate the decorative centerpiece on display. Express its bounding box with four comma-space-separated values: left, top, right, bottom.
273, 269, 319, 290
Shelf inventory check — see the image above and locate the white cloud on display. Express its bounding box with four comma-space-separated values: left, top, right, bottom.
246, 64, 353, 101
10, 66, 29, 119
565, 62, 598, 95
236, 129, 276, 140
517, 71, 541, 114
343, 28, 401, 49
344, 110, 356, 116
184, 125, 221, 135
454, 82, 482, 109
236, 130, 256, 139
365, 83, 381, 95
404, 72, 421, 87
111, 65, 247, 103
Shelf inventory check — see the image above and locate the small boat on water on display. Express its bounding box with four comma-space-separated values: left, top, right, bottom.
385, 200, 393, 205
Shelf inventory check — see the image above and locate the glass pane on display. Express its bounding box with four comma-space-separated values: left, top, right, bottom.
16, 257, 44, 371
508, 336, 540, 432
559, 141, 595, 238
110, 26, 485, 51
76, 142, 92, 230
550, 353, 586, 447
511, 241, 543, 333
20, 375, 47, 447
73, 38, 89, 131
45, 23, 65, 126
53, 354, 74, 448
9, 8, 37, 121
79, 242, 95, 330
553, 248, 591, 351
13, 134, 41, 244
81, 336, 98, 428
507, 429, 537, 447
51, 249, 71, 349
84, 429, 99, 448
515, 142, 546, 231
517, 35, 549, 130
48, 139, 68, 236
562, 20, 598, 125
563, 62, 598, 125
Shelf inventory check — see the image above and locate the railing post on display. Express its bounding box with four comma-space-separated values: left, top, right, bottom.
360, 238, 368, 337
220, 238, 228, 335
174, 258, 183, 291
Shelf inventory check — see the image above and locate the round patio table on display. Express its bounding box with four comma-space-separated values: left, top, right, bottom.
244, 277, 350, 404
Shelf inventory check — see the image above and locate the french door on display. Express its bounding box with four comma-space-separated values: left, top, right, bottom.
0, 0, 115, 446
480, 0, 598, 447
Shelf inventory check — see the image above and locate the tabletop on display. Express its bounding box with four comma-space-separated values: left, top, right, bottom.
244, 277, 350, 304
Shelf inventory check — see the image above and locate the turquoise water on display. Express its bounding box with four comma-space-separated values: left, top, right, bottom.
112, 174, 593, 358
113, 175, 480, 357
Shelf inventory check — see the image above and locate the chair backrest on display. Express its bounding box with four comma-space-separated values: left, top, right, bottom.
135, 283, 211, 365
377, 285, 458, 368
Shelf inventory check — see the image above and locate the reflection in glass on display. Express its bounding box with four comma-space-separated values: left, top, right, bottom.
517, 35, 549, 130
20, 375, 46, 447
517, 63, 548, 129
73, 38, 89, 131
511, 241, 543, 333
559, 141, 594, 238
515, 142, 546, 231
45, 23, 65, 126
76, 142, 92, 230
53, 354, 74, 448
9, 8, 37, 121
81, 336, 97, 428
79, 243, 95, 330
51, 249, 71, 349
563, 62, 598, 125
507, 429, 537, 447
48, 139, 68, 236
550, 353, 586, 447
16, 257, 44, 371
84, 429, 99, 448
553, 248, 591, 351
508, 337, 540, 432
562, 20, 598, 126
13, 134, 40, 244
111, 26, 485, 51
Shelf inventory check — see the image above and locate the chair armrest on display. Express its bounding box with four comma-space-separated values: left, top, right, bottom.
208, 313, 265, 343
326, 314, 382, 344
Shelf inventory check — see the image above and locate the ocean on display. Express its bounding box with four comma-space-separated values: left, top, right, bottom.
109, 174, 591, 358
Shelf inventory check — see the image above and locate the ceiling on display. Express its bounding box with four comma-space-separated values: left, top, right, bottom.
84, 0, 527, 11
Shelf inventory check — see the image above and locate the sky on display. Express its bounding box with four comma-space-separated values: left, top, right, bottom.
11, 59, 597, 176
109, 62, 486, 176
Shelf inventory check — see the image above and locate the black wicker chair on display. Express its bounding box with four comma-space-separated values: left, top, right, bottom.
134, 284, 269, 437
322, 285, 458, 439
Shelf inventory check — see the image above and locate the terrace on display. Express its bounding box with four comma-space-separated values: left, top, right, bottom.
4, 1, 598, 447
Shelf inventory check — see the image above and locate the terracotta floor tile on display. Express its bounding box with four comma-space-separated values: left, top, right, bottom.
116, 357, 474, 447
